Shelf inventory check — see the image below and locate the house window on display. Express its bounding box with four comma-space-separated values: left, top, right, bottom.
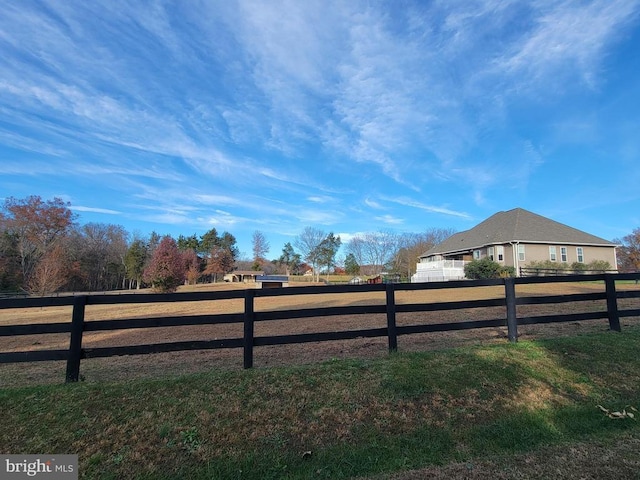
561, 247, 567, 262
488, 247, 494, 261
576, 247, 584, 263
473, 249, 481, 260
549, 246, 557, 262
518, 244, 525, 262
497, 246, 504, 261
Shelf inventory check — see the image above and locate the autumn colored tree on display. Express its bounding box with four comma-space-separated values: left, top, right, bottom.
27, 243, 70, 295
1, 196, 76, 289
183, 249, 201, 285
615, 228, 640, 272
142, 236, 185, 293
203, 245, 234, 282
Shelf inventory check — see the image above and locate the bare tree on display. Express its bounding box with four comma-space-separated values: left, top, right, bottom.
252, 230, 270, 268
393, 228, 456, 278
346, 236, 365, 269
69, 223, 128, 291
346, 230, 399, 275
294, 227, 326, 281
615, 228, 640, 272
27, 243, 69, 295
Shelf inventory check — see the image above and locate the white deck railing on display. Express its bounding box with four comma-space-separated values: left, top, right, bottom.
411, 260, 467, 282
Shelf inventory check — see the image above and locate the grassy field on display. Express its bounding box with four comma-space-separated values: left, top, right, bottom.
1, 327, 640, 479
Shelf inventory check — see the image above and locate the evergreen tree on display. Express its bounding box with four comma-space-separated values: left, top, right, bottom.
278, 242, 301, 275
344, 253, 360, 276
317, 232, 341, 279
124, 239, 148, 289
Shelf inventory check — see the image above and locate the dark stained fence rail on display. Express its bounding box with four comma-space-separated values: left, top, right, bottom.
0, 273, 639, 383
519, 267, 620, 277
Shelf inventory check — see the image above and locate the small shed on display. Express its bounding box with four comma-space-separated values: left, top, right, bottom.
256, 275, 289, 289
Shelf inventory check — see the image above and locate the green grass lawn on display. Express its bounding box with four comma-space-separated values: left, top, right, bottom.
2, 327, 640, 479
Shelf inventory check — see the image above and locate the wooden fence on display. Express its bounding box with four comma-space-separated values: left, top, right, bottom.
1, 273, 639, 383
519, 267, 620, 277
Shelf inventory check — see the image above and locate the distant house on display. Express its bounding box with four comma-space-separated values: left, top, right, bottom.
412, 208, 617, 282
223, 271, 264, 282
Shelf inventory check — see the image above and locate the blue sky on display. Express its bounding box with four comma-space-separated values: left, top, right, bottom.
1, 1, 639, 259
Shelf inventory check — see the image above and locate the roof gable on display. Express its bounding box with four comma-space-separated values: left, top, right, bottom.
422, 208, 615, 257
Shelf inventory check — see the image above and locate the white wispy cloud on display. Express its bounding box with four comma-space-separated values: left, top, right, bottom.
0, 129, 67, 157
295, 208, 344, 225
364, 198, 384, 209
71, 206, 121, 215
491, 0, 640, 90
202, 211, 245, 229
384, 197, 471, 219
193, 194, 245, 207
375, 214, 404, 225
307, 196, 334, 204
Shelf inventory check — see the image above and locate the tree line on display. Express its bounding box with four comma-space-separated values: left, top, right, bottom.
0, 196, 246, 294
0, 196, 447, 294
3, 195, 638, 295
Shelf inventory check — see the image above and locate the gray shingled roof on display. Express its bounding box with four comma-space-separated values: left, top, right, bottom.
421, 208, 615, 257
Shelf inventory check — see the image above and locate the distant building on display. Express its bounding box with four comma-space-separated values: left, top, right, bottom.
256, 275, 289, 288
223, 271, 264, 282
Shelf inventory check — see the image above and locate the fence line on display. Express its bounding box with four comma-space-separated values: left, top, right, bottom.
1, 273, 639, 382
519, 267, 620, 277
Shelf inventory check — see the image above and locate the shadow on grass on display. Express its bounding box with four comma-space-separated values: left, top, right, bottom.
2, 329, 639, 480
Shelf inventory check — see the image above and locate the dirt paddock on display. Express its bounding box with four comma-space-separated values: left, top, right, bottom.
1, 281, 639, 387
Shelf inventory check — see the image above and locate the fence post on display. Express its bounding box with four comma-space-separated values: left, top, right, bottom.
604, 275, 621, 332
243, 289, 255, 369
386, 283, 398, 352
65, 295, 87, 383
504, 278, 518, 343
